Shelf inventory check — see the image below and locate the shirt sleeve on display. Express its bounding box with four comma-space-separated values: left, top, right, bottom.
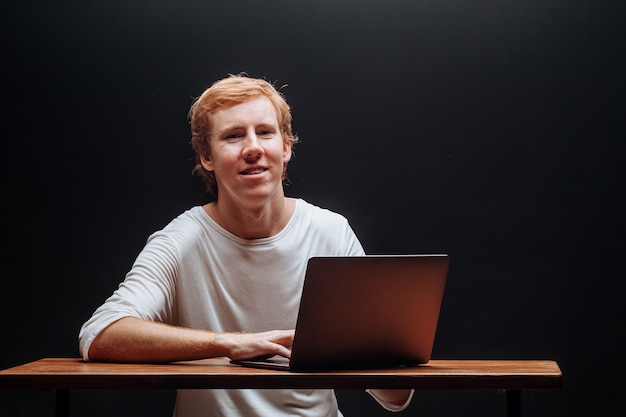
366, 389, 415, 412
78, 231, 179, 361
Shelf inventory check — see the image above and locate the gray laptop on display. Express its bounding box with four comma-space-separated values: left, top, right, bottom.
231, 254, 449, 371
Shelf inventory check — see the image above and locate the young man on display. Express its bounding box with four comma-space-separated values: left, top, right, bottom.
79, 74, 413, 416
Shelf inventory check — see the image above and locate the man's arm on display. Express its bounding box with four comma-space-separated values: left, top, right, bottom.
88, 316, 294, 363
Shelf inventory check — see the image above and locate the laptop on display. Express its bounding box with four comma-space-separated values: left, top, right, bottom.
231, 254, 449, 371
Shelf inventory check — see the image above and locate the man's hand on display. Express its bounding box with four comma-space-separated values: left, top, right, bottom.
221, 329, 294, 360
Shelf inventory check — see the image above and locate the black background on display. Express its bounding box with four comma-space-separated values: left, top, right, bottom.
2, 1, 624, 416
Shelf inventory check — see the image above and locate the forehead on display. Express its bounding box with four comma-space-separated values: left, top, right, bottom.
212, 96, 279, 131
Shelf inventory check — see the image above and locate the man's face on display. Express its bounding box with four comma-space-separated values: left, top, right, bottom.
201, 96, 292, 205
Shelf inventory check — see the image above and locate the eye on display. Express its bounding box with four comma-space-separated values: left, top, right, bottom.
257, 129, 274, 138
224, 132, 244, 142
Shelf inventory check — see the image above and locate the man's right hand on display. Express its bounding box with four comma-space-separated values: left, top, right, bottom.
219, 329, 294, 360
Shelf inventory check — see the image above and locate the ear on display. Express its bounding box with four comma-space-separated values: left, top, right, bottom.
283, 142, 293, 163
200, 153, 214, 171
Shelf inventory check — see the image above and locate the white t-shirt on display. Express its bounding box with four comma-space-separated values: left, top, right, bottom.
79, 198, 366, 417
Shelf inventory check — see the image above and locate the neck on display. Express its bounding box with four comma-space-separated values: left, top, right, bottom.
205, 196, 295, 239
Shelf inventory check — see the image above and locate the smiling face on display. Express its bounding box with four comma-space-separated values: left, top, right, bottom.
200, 96, 293, 207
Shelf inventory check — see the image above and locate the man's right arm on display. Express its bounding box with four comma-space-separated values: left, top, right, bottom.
88, 316, 294, 363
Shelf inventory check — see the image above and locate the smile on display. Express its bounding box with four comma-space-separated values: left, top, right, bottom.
240, 168, 268, 175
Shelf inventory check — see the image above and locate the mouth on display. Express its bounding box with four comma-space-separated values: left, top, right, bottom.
240, 167, 268, 175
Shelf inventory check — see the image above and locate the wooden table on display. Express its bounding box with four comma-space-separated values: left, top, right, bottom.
0, 358, 562, 417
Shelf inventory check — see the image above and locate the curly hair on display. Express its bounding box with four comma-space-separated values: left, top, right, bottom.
189, 74, 299, 196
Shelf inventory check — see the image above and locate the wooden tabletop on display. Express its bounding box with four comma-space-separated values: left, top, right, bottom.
0, 358, 562, 391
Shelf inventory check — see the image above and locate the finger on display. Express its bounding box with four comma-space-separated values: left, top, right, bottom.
271, 343, 292, 359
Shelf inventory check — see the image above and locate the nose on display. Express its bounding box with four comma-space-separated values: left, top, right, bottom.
242, 131, 263, 160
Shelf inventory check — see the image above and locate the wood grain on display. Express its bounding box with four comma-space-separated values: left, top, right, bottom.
0, 358, 562, 390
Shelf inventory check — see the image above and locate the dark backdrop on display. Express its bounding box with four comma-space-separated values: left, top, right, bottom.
2, 1, 624, 416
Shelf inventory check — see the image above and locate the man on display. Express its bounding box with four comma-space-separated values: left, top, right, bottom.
79, 74, 413, 416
